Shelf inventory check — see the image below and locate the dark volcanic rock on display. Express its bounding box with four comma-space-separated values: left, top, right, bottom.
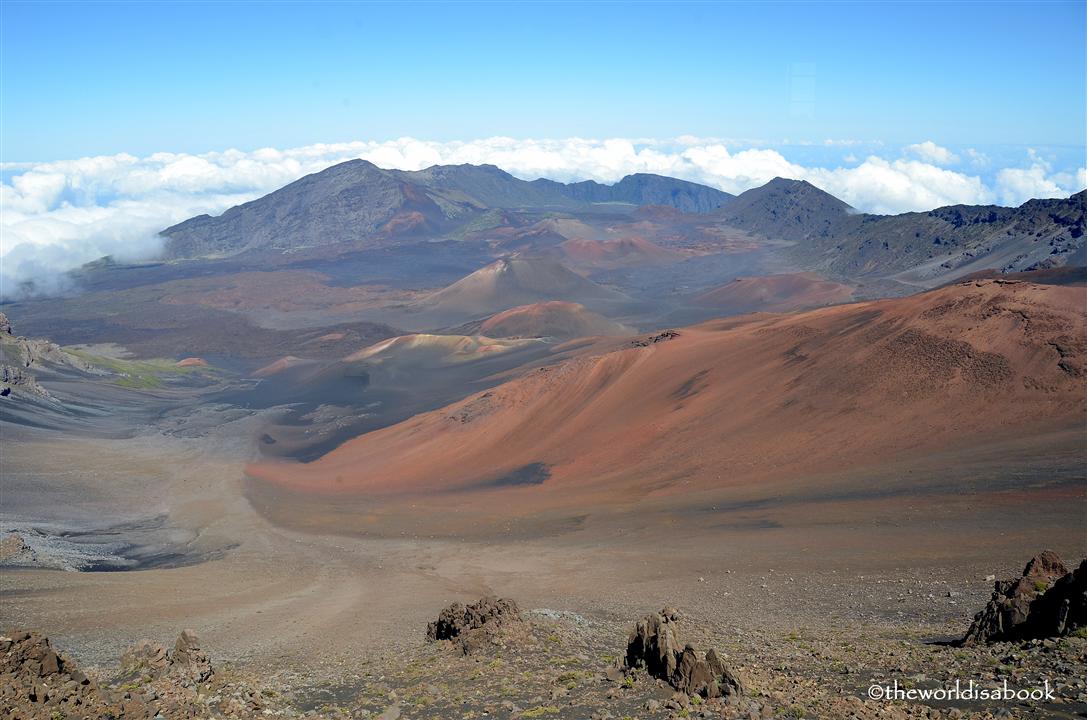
625, 608, 744, 698
960, 551, 1086, 645
427, 596, 525, 655
0, 629, 110, 720
631, 330, 680, 347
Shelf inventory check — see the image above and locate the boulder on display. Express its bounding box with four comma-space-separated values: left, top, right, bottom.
1029, 558, 1087, 637
960, 551, 1085, 645
426, 596, 525, 655
625, 608, 744, 698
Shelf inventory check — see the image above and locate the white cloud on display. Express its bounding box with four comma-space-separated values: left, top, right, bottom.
992, 150, 1087, 206
2, 137, 1084, 298
904, 140, 960, 166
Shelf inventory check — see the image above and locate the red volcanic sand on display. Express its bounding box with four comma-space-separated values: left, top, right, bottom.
479, 301, 630, 339
175, 357, 210, 367
695, 273, 854, 314
247, 280, 1086, 523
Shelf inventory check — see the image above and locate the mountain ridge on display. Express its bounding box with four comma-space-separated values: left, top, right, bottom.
716, 178, 1086, 283
161, 160, 733, 260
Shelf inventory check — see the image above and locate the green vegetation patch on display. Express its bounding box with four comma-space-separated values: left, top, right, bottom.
64, 348, 213, 389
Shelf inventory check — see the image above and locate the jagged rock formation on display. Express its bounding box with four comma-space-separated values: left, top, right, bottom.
960, 551, 1087, 645
0, 364, 46, 397
0, 630, 106, 719
171, 629, 214, 685
121, 638, 170, 676
120, 630, 214, 686
625, 607, 744, 698
427, 596, 527, 655
1, 629, 283, 719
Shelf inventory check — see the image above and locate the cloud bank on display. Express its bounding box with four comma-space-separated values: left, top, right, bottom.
2, 137, 1084, 298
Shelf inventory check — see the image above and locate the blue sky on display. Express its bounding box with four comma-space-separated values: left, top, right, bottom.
3, 0, 1086, 295
3, 0, 1086, 161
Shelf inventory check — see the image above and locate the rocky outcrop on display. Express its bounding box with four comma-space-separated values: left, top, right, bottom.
120, 638, 170, 677
0, 314, 99, 400
625, 607, 744, 698
0, 630, 109, 720
1, 628, 287, 719
120, 630, 214, 685
631, 330, 680, 347
960, 551, 1086, 645
0, 364, 48, 398
172, 629, 214, 684
427, 596, 526, 655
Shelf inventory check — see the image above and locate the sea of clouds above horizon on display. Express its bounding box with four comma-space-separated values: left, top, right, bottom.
2, 136, 1085, 298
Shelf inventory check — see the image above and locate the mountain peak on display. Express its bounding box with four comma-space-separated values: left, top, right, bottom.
714, 177, 853, 240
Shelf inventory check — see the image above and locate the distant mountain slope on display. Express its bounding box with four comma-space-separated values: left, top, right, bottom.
717, 178, 854, 239
716, 179, 1087, 284
162, 160, 427, 259
161, 161, 732, 259
394, 164, 579, 210
533, 173, 733, 213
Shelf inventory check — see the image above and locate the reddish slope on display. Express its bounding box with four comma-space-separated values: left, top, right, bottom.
478, 301, 631, 339
695, 273, 854, 314
248, 280, 1086, 525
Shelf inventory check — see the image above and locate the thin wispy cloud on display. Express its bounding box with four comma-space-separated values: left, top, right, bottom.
2, 137, 1084, 298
